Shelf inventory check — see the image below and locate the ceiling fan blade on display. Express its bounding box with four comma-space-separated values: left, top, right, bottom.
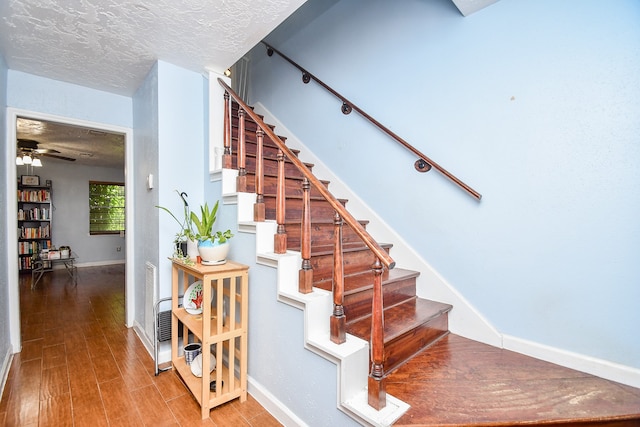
35, 148, 61, 154
41, 153, 76, 162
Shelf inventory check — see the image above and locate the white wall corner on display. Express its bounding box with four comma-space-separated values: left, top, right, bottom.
207, 71, 231, 174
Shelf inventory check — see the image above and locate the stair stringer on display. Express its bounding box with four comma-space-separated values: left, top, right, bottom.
223, 185, 410, 426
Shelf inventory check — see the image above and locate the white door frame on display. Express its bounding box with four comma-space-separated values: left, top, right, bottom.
5, 108, 135, 352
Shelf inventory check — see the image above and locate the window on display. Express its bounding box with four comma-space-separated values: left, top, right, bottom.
89, 181, 125, 235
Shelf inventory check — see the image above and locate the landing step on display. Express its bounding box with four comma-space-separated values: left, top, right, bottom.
387, 334, 640, 426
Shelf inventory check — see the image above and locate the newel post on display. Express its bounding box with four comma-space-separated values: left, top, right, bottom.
223, 92, 232, 169
330, 211, 346, 344
298, 177, 313, 293
368, 258, 386, 410
254, 128, 265, 221
236, 108, 247, 192
274, 149, 287, 254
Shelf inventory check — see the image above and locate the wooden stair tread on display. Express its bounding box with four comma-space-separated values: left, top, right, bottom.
346, 297, 452, 343
314, 267, 419, 294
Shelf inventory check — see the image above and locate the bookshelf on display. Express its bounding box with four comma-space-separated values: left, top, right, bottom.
17, 182, 52, 272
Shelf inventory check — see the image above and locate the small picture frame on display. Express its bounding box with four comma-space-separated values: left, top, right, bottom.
21, 175, 40, 186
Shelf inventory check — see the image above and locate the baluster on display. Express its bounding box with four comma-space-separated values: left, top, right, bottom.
298, 178, 313, 293
368, 258, 386, 410
223, 92, 232, 168
236, 108, 247, 192
254, 128, 265, 221
330, 211, 345, 343
274, 149, 287, 254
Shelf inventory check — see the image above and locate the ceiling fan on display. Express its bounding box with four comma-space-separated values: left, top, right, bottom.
17, 139, 76, 162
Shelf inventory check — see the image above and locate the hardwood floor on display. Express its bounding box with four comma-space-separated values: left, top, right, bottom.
0, 265, 281, 427
3, 264, 639, 426
387, 334, 640, 426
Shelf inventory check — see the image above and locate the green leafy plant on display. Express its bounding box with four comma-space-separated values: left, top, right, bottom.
190, 200, 233, 243
156, 190, 196, 243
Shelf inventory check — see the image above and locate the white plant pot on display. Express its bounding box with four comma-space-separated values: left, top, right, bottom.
187, 239, 199, 260
197, 240, 230, 265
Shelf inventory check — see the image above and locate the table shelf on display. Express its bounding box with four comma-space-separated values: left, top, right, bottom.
170, 259, 249, 419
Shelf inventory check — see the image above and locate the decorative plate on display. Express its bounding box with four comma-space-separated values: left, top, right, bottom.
184, 281, 204, 315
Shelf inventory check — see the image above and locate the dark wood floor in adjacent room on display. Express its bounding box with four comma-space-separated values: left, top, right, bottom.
387, 334, 640, 426
0, 265, 281, 426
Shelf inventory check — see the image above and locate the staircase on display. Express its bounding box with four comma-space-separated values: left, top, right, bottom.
229, 101, 452, 378
219, 92, 640, 426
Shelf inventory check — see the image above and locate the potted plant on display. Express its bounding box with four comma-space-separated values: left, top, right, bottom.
156, 191, 198, 263
190, 200, 233, 265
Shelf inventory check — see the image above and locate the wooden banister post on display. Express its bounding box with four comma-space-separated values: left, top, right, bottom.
330, 211, 346, 344
298, 177, 313, 293
254, 128, 265, 222
274, 149, 287, 254
236, 108, 247, 192
223, 92, 232, 169
368, 258, 386, 410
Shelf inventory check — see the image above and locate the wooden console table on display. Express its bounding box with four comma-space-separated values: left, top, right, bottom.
170, 259, 249, 419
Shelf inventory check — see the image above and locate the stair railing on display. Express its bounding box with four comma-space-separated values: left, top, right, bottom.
262, 42, 482, 201
219, 78, 392, 410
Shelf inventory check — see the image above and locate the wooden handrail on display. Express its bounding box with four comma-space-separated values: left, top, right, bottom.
262, 42, 482, 201
218, 78, 396, 270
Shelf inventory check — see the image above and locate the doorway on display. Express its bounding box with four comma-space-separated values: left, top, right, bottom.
6, 108, 135, 352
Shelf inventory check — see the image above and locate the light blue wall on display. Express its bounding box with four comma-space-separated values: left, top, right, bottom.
132, 60, 206, 330
133, 62, 160, 329
156, 61, 206, 297
7, 70, 132, 128
250, 0, 640, 369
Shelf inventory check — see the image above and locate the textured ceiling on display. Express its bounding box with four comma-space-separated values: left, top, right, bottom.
16, 117, 125, 168
2, 0, 307, 168
2, 0, 496, 168
0, 0, 307, 96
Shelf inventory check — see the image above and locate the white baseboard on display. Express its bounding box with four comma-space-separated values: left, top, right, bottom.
132, 321, 154, 359
503, 334, 640, 389
74, 259, 125, 269
0, 346, 14, 402
248, 376, 309, 427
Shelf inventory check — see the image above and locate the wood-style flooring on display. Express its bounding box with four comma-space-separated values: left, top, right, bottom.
387, 334, 640, 426
3, 264, 639, 426
0, 265, 281, 427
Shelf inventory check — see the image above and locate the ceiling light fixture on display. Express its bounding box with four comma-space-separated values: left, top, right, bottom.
22, 153, 33, 165
32, 157, 43, 167
16, 156, 24, 166
224, 68, 232, 77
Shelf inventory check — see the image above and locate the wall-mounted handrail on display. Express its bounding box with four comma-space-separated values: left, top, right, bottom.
218, 78, 396, 271
262, 42, 482, 201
